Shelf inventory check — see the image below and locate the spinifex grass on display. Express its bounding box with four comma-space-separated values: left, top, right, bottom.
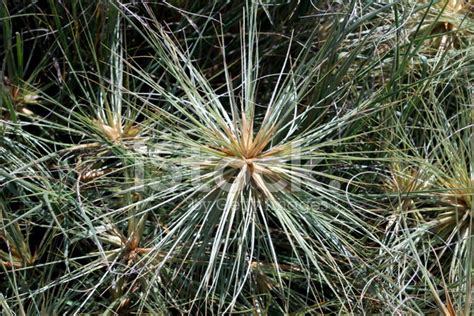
412, 0, 474, 53
1, 0, 472, 314
108, 2, 403, 313
373, 47, 473, 313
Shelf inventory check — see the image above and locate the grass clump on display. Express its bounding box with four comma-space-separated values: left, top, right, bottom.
0, 0, 472, 314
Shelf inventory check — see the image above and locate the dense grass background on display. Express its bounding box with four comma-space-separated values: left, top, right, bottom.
0, 0, 473, 314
